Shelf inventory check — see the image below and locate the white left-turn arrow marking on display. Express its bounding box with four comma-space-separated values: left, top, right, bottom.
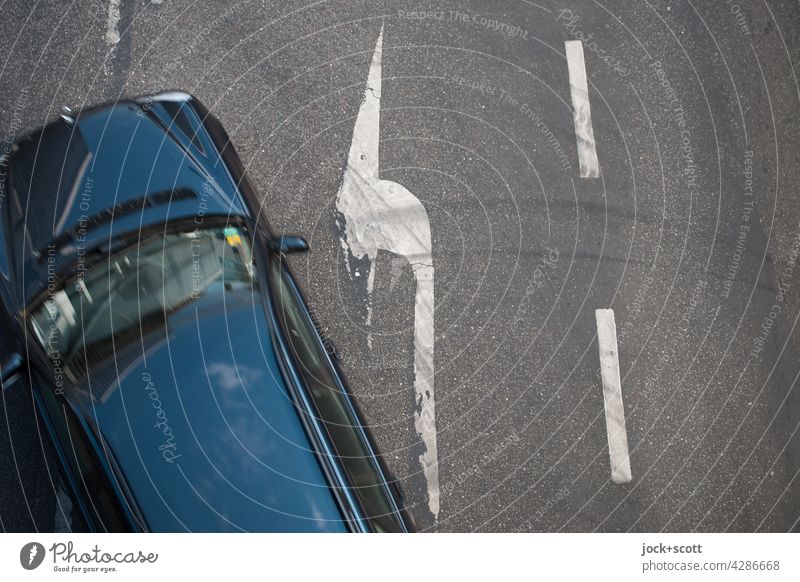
335, 25, 440, 520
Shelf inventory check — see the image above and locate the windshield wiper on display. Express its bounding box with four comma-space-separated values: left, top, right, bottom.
36, 187, 196, 262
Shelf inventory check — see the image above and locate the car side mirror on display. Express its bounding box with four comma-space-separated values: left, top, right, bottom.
1, 353, 24, 387
268, 235, 309, 254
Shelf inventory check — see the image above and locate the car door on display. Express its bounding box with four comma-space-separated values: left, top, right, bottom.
265, 249, 412, 532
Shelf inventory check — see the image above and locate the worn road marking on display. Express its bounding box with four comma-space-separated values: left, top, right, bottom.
566, 40, 600, 178
595, 309, 632, 484
335, 26, 439, 520
105, 0, 122, 45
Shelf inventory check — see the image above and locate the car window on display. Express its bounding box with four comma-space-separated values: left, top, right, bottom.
268, 255, 404, 532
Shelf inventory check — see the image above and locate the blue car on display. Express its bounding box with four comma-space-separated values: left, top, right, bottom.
0, 91, 413, 532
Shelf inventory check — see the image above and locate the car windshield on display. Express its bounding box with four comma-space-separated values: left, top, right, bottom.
29, 224, 255, 382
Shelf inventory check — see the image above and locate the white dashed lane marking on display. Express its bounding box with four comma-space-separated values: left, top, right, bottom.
566, 40, 600, 178
595, 309, 632, 484
105, 0, 122, 45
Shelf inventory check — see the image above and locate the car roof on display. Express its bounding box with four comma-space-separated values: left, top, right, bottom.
4, 93, 249, 307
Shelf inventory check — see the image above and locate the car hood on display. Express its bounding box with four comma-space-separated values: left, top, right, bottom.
3, 93, 249, 307
68, 282, 346, 532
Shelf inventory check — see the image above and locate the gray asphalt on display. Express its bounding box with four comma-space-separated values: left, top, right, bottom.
2, 0, 800, 532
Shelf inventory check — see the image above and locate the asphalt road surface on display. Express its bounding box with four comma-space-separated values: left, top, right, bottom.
2, 0, 800, 532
